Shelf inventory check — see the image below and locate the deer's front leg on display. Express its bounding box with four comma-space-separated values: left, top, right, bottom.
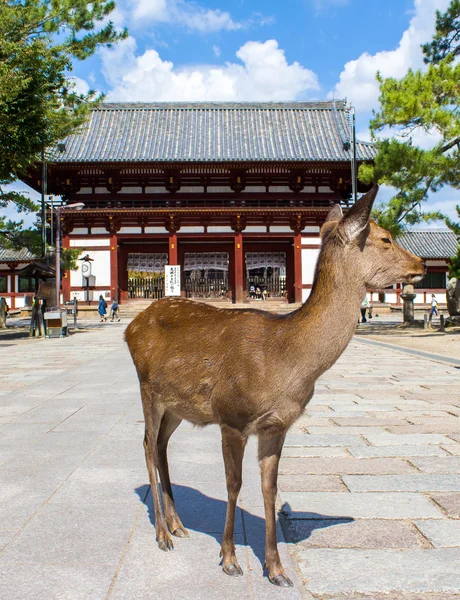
220, 425, 247, 576
258, 432, 293, 587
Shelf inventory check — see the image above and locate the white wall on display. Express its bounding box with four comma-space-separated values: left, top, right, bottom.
69, 238, 110, 247
70, 249, 111, 287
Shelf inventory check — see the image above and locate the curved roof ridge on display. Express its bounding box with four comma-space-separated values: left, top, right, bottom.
96, 100, 349, 111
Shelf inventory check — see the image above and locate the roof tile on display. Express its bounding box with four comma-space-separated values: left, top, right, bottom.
50, 101, 376, 164
396, 230, 458, 259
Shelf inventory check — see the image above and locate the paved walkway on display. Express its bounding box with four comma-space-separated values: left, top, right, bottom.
0, 319, 459, 599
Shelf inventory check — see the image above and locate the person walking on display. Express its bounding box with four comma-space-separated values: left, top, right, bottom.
360, 296, 370, 323
430, 294, 439, 317
98, 295, 107, 322
110, 297, 121, 322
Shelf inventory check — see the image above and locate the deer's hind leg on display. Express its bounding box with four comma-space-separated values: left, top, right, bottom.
157, 411, 189, 538
142, 391, 173, 551
220, 425, 247, 577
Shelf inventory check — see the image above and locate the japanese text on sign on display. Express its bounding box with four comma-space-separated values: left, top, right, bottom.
165, 265, 181, 296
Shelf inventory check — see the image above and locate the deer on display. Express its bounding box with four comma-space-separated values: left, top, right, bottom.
125, 185, 425, 587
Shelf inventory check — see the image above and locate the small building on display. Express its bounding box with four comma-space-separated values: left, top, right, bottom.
20, 100, 376, 305
366, 229, 458, 306
0, 248, 36, 309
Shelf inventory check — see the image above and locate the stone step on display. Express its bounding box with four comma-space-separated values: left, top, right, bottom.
120, 298, 301, 317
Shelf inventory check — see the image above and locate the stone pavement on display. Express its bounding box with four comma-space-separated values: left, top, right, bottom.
0, 319, 459, 599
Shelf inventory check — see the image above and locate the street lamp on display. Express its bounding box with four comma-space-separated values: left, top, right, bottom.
55, 202, 85, 308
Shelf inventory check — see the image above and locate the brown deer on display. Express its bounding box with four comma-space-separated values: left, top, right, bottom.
125, 185, 425, 587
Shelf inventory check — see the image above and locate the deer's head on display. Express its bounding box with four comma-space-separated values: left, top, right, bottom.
321, 185, 425, 289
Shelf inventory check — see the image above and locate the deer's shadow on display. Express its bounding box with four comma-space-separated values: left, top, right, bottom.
135, 484, 353, 570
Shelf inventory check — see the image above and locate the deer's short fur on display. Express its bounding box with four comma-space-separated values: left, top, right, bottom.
125, 185, 425, 587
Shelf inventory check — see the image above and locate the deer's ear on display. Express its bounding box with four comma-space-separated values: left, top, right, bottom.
324, 204, 343, 223
339, 185, 378, 241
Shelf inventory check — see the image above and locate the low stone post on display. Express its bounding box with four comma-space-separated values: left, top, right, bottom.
0, 298, 6, 329
401, 284, 417, 324
440, 314, 445, 332
424, 314, 429, 329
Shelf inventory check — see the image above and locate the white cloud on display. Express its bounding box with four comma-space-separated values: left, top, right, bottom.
69, 76, 91, 96
101, 38, 319, 102
330, 0, 451, 112
112, 0, 270, 32
212, 45, 221, 58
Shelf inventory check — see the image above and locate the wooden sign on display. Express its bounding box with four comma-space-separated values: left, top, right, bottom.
165, 265, 181, 297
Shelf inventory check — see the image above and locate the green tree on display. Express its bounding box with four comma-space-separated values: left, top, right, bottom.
0, 0, 127, 251
359, 0, 460, 236
445, 205, 460, 279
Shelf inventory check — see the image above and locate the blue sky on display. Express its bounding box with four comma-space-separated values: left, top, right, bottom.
7, 0, 459, 225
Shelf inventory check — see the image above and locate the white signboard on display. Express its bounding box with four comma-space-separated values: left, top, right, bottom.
165, 265, 181, 297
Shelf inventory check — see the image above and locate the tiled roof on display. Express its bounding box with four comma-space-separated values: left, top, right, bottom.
396, 230, 458, 259
49, 101, 376, 164
0, 248, 35, 262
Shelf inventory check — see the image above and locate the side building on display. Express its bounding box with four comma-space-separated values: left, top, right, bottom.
21, 100, 377, 305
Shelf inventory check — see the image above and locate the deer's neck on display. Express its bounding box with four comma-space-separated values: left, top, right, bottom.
290, 249, 365, 377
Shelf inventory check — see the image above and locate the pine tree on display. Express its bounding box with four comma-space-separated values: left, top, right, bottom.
359, 0, 460, 236
0, 0, 127, 250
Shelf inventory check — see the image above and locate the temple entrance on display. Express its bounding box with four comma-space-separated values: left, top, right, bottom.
127, 253, 168, 299
184, 252, 229, 299
246, 252, 286, 298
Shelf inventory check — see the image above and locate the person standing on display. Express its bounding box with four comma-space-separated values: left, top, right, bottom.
98, 295, 107, 322
360, 296, 370, 323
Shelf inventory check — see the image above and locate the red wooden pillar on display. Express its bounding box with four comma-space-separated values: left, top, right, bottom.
234, 232, 244, 304
294, 231, 302, 304
110, 233, 118, 301
7, 263, 16, 309
62, 234, 71, 302
118, 246, 129, 303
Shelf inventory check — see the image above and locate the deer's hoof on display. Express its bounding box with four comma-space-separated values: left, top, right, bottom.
223, 563, 244, 577
172, 526, 189, 538
269, 574, 294, 587
158, 538, 174, 552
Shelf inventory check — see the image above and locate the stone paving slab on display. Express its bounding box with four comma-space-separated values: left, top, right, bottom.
278, 474, 346, 492
296, 548, 460, 595
348, 445, 449, 458
279, 457, 415, 475
410, 456, 460, 473
343, 474, 460, 492
430, 493, 460, 518
284, 433, 367, 446
282, 518, 424, 549
281, 446, 350, 458
362, 432, 456, 446
281, 492, 444, 519
415, 520, 460, 548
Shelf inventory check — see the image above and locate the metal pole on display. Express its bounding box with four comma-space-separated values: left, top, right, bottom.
49, 196, 54, 246
41, 152, 47, 258
55, 207, 61, 308
352, 107, 358, 203
73, 297, 77, 329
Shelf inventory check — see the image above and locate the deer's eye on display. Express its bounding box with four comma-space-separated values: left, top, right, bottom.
382, 237, 392, 244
